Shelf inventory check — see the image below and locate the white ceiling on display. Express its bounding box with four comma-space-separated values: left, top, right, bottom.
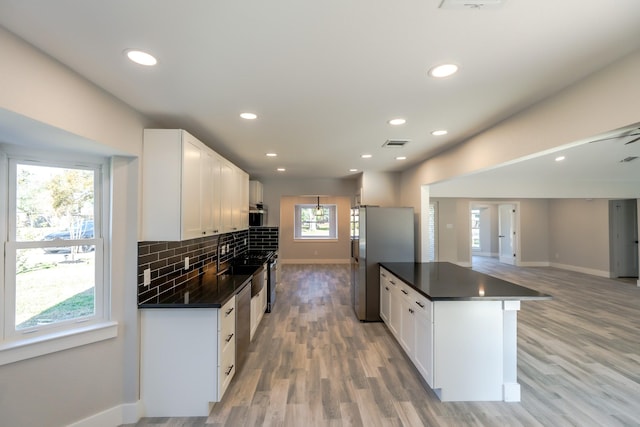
1, 0, 640, 188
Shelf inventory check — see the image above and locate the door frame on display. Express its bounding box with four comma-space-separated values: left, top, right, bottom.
469, 201, 521, 267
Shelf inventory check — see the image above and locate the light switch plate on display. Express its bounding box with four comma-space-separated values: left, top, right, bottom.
184, 256, 189, 270
143, 268, 151, 286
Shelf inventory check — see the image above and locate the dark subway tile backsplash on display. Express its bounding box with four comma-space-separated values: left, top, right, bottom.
137, 230, 249, 305
248, 226, 279, 251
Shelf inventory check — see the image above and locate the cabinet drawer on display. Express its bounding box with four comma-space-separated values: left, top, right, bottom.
219, 339, 236, 398
413, 294, 432, 322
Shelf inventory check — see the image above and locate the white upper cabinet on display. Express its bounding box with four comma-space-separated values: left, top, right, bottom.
142, 129, 248, 241
249, 180, 263, 206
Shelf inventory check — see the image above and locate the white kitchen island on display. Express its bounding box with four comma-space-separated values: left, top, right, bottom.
379, 262, 551, 402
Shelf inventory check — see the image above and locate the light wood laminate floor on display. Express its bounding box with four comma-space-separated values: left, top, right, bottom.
125, 259, 640, 427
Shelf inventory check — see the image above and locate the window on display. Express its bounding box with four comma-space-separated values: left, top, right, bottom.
1, 150, 113, 365
294, 204, 338, 240
471, 209, 480, 249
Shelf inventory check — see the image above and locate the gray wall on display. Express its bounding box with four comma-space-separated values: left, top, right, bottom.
549, 199, 610, 275
0, 26, 148, 426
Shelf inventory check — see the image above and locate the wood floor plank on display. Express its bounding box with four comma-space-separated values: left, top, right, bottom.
126, 260, 640, 427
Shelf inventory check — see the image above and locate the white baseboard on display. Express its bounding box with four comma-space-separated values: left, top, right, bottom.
280, 258, 351, 265
549, 262, 610, 278
456, 261, 472, 268
68, 401, 142, 427
517, 261, 550, 267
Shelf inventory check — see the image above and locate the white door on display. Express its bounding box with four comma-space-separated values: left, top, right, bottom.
498, 204, 516, 265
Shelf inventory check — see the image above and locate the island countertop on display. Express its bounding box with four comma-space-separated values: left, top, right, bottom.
138, 268, 252, 308
380, 262, 552, 301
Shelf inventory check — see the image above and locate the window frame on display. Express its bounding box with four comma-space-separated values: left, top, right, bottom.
294, 203, 338, 241
0, 149, 116, 366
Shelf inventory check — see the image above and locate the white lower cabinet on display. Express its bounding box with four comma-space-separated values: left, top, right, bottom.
388, 275, 401, 336
413, 294, 434, 387
379, 271, 391, 323
250, 287, 266, 340
380, 267, 433, 388
140, 296, 236, 417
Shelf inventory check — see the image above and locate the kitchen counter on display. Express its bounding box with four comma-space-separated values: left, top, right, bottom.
138, 268, 252, 308
379, 262, 551, 301
379, 262, 552, 403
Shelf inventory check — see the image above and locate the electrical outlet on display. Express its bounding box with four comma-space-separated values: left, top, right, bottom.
143, 268, 151, 286
226, 243, 230, 253
221, 246, 225, 255
244, 238, 247, 245
184, 256, 190, 270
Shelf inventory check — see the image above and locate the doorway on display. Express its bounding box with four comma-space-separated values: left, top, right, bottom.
468, 201, 519, 267
498, 204, 517, 265
609, 199, 639, 278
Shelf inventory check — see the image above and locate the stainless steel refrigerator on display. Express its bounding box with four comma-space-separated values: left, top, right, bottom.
351, 206, 415, 321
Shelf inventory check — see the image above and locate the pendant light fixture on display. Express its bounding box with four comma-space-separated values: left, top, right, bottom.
315, 196, 323, 216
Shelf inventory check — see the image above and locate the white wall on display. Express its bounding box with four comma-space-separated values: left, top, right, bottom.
0, 26, 151, 426
402, 48, 640, 262
360, 171, 401, 207
256, 176, 358, 227
278, 195, 351, 263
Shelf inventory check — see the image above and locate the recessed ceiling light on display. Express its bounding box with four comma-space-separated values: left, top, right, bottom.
431, 129, 448, 136
240, 112, 257, 120
125, 49, 157, 66
361, 154, 372, 159
395, 156, 407, 160
428, 63, 459, 78
266, 153, 277, 157
277, 167, 286, 172
388, 118, 406, 126
555, 156, 566, 162
349, 168, 358, 172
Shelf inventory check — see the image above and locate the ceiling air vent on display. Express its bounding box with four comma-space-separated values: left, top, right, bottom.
439, 0, 506, 9
383, 139, 410, 148
620, 156, 638, 163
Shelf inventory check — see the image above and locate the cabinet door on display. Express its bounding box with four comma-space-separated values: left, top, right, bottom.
220, 161, 234, 232
379, 275, 390, 323
399, 291, 415, 356
181, 136, 203, 240
414, 300, 433, 387
211, 154, 223, 234
201, 150, 214, 235
388, 278, 401, 337
240, 170, 249, 229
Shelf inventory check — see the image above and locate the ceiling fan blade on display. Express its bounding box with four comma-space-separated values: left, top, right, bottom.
624, 135, 640, 145
589, 130, 640, 144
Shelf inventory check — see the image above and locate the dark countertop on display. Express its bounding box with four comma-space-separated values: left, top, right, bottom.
380, 262, 552, 301
139, 268, 253, 309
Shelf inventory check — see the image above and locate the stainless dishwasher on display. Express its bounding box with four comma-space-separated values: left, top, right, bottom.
235, 279, 251, 372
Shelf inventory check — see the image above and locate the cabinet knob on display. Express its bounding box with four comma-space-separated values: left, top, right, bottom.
225, 333, 234, 343
416, 301, 425, 308
409, 308, 414, 314
385, 287, 389, 291
225, 365, 234, 376
225, 307, 234, 316
401, 289, 408, 295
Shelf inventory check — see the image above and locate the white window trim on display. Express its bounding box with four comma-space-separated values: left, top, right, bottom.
0, 149, 117, 366
294, 203, 338, 241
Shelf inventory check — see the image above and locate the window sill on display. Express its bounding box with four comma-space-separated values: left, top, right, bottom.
0, 321, 118, 366
293, 238, 339, 242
